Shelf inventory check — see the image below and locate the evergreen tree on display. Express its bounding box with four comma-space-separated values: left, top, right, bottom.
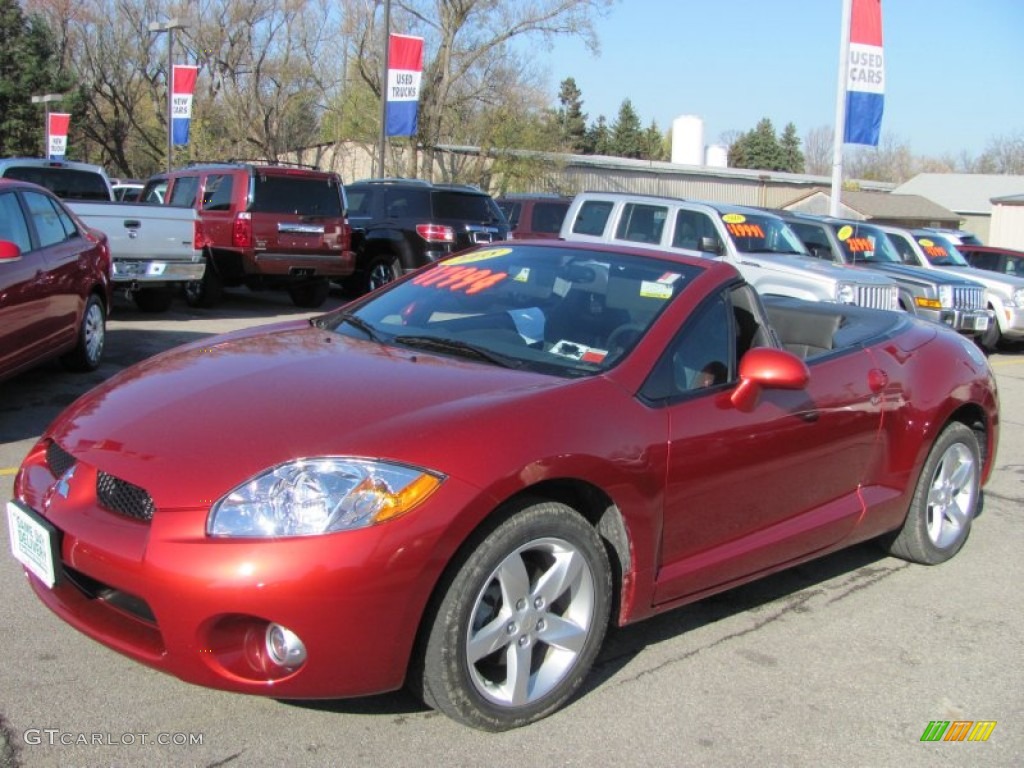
779, 122, 805, 173
729, 117, 787, 171
584, 115, 611, 155
0, 0, 61, 156
610, 99, 644, 158
643, 120, 667, 161
556, 77, 588, 153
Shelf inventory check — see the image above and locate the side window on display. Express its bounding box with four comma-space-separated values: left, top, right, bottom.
615, 203, 667, 244
168, 175, 200, 208
1007, 258, 1024, 277
22, 191, 70, 248
789, 222, 832, 259
532, 202, 569, 234
886, 233, 916, 264
642, 291, 733, 401
141, 180, 168, 204
0, 192, 33, 252
202, 174, 235, 211
672, 209, 717, 251
966, 252, 998, 271
571, 201, 614, 236
501, 202, 521, 229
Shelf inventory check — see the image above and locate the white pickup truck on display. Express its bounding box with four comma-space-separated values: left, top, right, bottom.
560, 192, 900, 311
0, 158, 205, 312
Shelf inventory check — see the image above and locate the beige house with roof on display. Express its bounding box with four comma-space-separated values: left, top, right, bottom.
894, 173, 1024, 242
779, 188, 960, 228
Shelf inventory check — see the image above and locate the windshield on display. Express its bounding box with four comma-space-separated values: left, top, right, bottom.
833, 223, 901, 264
718, 212, 807, 255
915, 234, 970, 266
319, 243, 701, 377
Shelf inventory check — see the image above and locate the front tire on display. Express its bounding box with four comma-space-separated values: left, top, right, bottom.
60, 294, 105, 372
417, 500, 611, 731
884, 422, 981, 565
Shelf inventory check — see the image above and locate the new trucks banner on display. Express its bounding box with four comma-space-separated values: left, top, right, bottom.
844, 0, 884, 146
171, 65, 200, 146
47, 113, 71, 160
386, 34, 424, 137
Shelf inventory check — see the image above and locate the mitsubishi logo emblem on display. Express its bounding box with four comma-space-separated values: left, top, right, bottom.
44, 465, 76, 511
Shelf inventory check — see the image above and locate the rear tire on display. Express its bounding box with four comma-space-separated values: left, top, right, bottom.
287, 278, 330, 308
132, 287, 175, 313
883, 422, 980, 565
60, 294, 105, 372
416, 500, 611, 731
184, 264, 224, 308
363, 254, 401, 294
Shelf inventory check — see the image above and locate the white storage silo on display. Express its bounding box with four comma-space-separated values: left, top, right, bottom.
671, 115, 704, 166
705, 144, 729, 168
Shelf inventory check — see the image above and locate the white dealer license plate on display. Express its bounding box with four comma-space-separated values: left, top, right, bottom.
7, 501, 59, 588
973, 316, 990, 332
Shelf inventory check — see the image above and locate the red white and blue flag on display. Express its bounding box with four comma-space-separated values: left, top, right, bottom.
844, 0, 884, 146
171, 65, 200, 146
47, 113, 71, 160
386, 34, 424, 137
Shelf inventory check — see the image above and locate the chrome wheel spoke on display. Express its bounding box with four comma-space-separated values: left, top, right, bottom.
537, 613, 588, 654
505, 641, 533, 706
467, 611, 513, 664
496, 554, 531, 606
533, 550, 584, 606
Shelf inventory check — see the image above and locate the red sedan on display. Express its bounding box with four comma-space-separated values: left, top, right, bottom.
0, 178, 112, 381
8, 241, 998, 730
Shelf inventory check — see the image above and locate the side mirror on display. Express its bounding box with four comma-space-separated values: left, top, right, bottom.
698, 235, 723, 255
0, 240, 22, 262
730, 347, 810, 412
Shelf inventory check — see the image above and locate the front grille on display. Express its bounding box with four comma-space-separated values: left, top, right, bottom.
62, 565, 157, 625
954, 285, 985, 311
46, 441, 76, 477
855, 284, 899, 311
97, 471, 155, 522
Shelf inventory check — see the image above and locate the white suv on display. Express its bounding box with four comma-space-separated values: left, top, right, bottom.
560, 192, 899, 311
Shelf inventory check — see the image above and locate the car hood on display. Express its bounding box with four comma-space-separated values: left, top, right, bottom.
741, 252, 894, 285
867, 262, 978, 287
47, 324, 571, 508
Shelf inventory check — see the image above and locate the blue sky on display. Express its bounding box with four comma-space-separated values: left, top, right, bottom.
537, 0, 1023, 158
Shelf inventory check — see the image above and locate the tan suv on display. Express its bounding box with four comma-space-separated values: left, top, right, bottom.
141, 162, 355, 307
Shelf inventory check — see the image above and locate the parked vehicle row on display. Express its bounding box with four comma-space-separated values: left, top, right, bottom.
0, 157, 204, 313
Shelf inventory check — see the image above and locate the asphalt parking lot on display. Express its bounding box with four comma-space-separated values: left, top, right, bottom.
1, 288, 1022, 768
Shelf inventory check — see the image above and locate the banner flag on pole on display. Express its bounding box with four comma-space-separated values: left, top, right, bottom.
171, 65, 200, 146
47, 113, 71, 160
843, 0, 884, 146
385, 34, 424, 137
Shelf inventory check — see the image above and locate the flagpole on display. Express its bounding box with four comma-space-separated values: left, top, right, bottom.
830, 0, 853, 216
376, 0, 391, 178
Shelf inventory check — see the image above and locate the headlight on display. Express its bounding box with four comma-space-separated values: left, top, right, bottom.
835, 282, 856, 304
938, 285, 954, 308
208, 458, 444, 537
1012, 288, 1024, 308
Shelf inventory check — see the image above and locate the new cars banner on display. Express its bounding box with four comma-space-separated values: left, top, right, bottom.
47, 113, 71, 159
171, 65, 200, 146
385, 34, 424, 137
843, 0, 884, 146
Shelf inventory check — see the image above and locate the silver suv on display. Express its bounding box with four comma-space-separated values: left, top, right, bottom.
560, 192, 899, 311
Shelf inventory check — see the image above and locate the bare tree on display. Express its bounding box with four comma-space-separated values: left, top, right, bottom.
803, 124, 832, 176
347, 0, 612, 182
979, 130, 1024, 175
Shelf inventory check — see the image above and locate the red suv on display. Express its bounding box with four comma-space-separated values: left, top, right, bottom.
141, 163, 355, 307
0, 179, 112, 381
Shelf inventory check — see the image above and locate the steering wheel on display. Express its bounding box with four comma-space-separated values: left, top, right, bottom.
606, 323, 645, 355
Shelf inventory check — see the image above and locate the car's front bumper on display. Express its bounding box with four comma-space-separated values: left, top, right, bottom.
11, 439, 480, 699
999, 304, 1024, 339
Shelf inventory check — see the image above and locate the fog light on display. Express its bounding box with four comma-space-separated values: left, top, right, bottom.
266, 623, 307, 667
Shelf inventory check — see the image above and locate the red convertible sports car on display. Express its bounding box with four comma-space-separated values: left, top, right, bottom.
8, 241, 999, 730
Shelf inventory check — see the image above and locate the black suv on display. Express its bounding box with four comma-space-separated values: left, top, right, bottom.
344, 178, 508, 293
